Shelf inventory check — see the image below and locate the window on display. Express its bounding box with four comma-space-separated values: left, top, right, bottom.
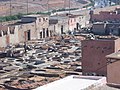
74, 18, 76, 22
3, 30, 8, 35
91, 46, 94, 48
84, 45, 87, 47
46, 28, 49, 37
9, 27, 15, 34
108, 47, 112, 50
96, 47, 100, 49
43, 28, 45, 38
39, 18, 41, 22
40, 32, 42, 38
98, 63, 100, 65
103, 47, 107, 49
102, 50, 104, 53
0, 31, 2, 37
43, 18, 45, 21
10, 29, 14, 34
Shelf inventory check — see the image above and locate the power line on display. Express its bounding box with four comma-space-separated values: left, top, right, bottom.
94, 59, 118, 74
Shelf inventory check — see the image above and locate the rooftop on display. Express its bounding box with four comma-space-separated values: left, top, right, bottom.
22, 14, 49, 18
106, 51, 120, 59
34, 75, 106, 90
50, 14, 82, 20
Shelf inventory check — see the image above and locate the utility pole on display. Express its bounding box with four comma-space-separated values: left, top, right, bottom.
68, 0, 71, 33
47, 0, 49, 13
64, 0, 66, 9
69, 0, 70, 14
10, 0, 12, 16
27, 0, 28, 14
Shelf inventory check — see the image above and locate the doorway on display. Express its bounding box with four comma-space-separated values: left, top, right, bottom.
27, 30, 30, 40
76, 23, 79, 30
46, 28, 49, 37
40, 32, 42, 38
118, 28, 120, 36
61, 25, 63, 34
43, 28, 45, 38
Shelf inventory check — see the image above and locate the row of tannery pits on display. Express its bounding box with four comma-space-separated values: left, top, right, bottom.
0, 35, 83, 90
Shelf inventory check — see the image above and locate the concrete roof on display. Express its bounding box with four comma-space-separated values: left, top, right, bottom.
23, 14, 48, 18
106, 51, 120, 59
50, 16, 68, 20
34, 75, 106, 90
50, 14, 82, 20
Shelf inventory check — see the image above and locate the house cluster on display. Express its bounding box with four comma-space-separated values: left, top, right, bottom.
0, 14, 84, 47
90, 8, 120, 22
80, 7, 120, 88
1, 6, 120, 89
90, 8, 120, 36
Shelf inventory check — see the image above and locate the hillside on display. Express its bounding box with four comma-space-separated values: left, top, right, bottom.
0, 0, 89, 16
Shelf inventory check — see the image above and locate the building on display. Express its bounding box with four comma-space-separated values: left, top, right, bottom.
10, 15, 53, 43
0, 5, 9, 16
91, 22, 105, 35
68, 14, 82, 31
91, 22, 120, 35
34, 75, 106, 90
106, 52, 120, 86
49, 14, 82, 35
0, 25, 19, 47
78, 14, 88, 28
0, 14, 54, 47
49, 15, 69, 34
81, 37, 120, 76
19, 15, 52, 40
90, 8, 120, 23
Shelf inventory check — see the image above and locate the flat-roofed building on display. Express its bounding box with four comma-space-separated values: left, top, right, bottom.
81, 37, 120, 76
90, 8, 120, 23
34, 75, 106, 90
106, 52, 120, 86
91, 22, 120, 35
49, 14, 82, 35
0, 25, 19, 47
10, 14, 53, 43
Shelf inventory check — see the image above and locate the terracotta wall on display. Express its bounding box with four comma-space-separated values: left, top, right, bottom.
91, 11, 120, 22
81, 39, 115, 76
107, 60, 120, 84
